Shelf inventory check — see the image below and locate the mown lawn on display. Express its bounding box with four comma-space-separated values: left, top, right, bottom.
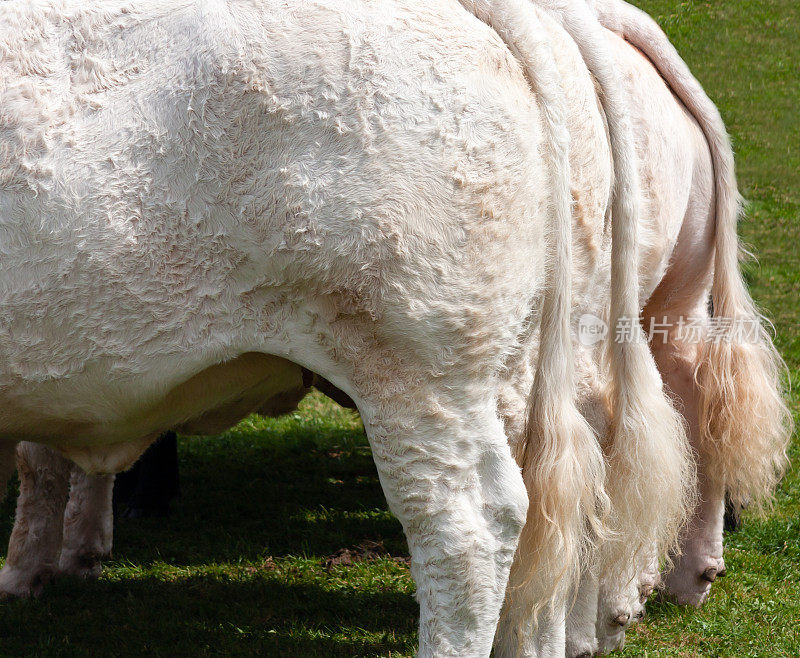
1, 1, 798, 656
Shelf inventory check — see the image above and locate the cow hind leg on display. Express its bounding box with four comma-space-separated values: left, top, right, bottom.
565, 568, 599, 658
59, 469, 115, 580
662, 458, 725, 606
594, 545, 657, 655
496, 583, 567, 658
357, 386, 528, 657
0, 443, 71, 597
646, 305, 725, 606
595, 566, 637, 655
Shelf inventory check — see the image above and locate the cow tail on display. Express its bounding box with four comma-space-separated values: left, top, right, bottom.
593, 0, 791, 510
457, 0, 609, 614
539, 0, 694, 571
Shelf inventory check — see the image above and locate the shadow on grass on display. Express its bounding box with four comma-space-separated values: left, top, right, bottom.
0, 575, 417, 657
110, 423, 409, 565
0, 401, 418, 656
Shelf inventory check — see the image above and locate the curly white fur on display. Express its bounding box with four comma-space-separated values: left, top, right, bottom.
4, 2, 770, 655
0, 0, 577, 653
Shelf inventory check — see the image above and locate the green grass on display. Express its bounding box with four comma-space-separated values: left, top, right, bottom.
1, 1, 798, 655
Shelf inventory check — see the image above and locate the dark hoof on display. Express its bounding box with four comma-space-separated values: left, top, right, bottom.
613, 612, 630, 627
701, 567, 718, 583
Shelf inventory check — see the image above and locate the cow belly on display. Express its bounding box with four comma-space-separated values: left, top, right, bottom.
171, 356, 306, 436
59, 438, 159, 475
0, 353, 300, 459
57, 353, 304, 474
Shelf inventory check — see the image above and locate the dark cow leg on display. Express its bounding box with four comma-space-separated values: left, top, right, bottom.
60, 469, 115, 579
113, 431, 179, 520
723, 494, 743, 534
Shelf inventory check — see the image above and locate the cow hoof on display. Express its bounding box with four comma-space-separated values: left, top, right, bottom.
566, 634, 598, 658
612, 612, 630, 627
663, 555, 724, 606
566, 639, 598, 658
701, 566, 718, 583
59, 551, 107, 580
0, 565, 53, 599
596, 627, 626, 655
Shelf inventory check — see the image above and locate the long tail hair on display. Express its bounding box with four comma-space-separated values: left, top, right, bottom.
592, 0, 791, 509
457, 0, 608, 619
537, 0, 694, 573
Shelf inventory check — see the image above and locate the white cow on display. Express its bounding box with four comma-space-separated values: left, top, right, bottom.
565, 1, 792, 654
0, 0, 701, 655
1, 0, 788, 655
